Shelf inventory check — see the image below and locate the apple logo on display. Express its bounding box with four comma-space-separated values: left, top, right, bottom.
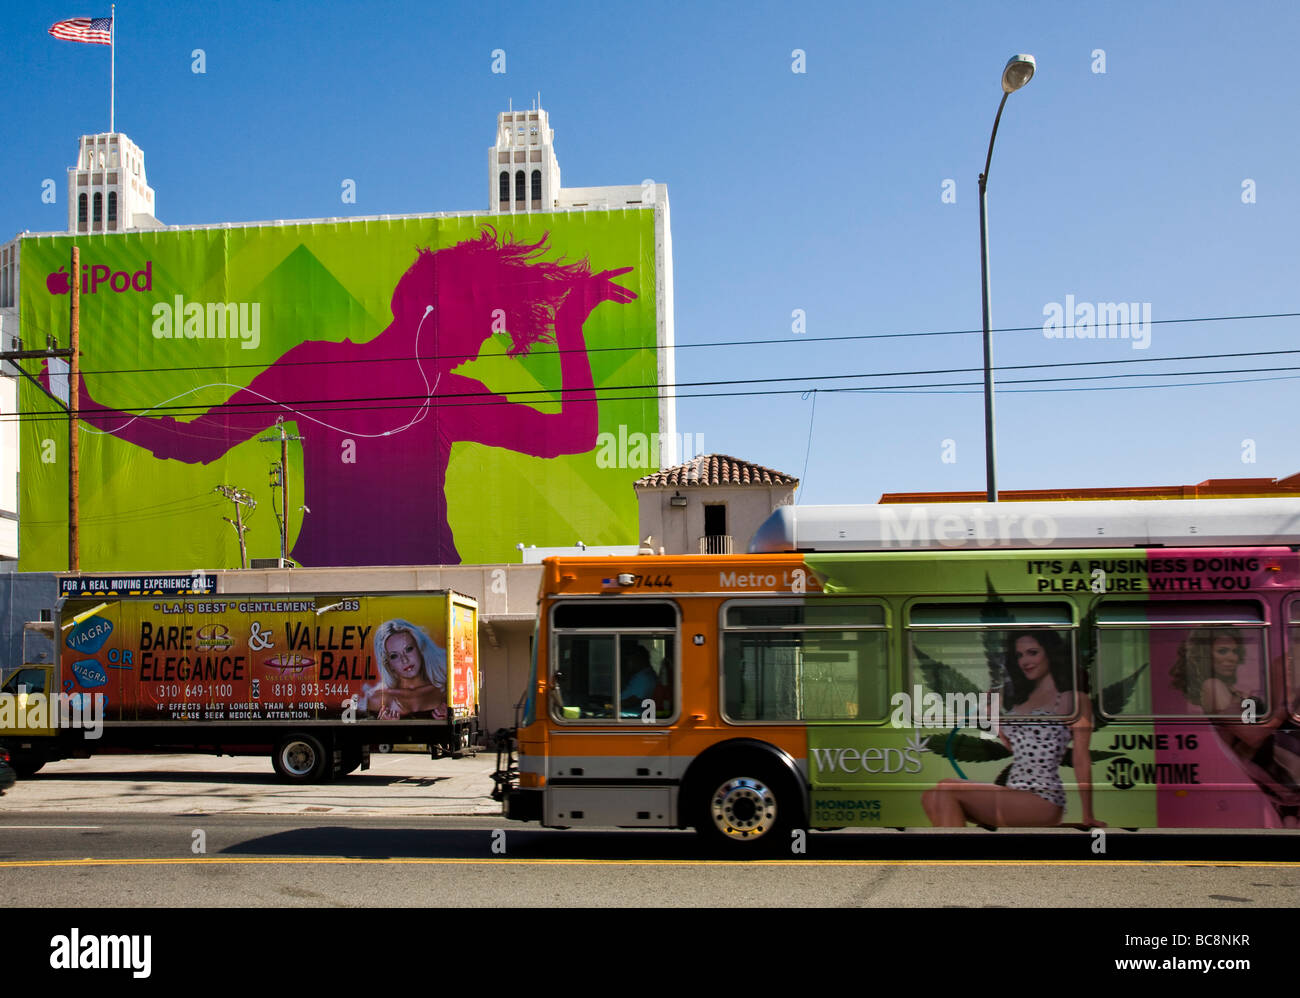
46, 267, 70, 295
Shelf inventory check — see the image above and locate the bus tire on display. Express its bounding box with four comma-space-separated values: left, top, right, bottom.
695, 759, 802, 855
272, 734, 330, 783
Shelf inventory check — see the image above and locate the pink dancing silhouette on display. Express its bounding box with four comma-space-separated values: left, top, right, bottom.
56, 229, 636, 566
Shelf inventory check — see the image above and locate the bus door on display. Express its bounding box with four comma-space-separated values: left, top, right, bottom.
544, 599, 681, 828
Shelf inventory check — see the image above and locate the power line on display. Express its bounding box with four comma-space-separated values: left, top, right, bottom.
8, 345, 1300, 420
2, 362, 1298, 430
14, 308, 1300, 379
20, 496, 225, 527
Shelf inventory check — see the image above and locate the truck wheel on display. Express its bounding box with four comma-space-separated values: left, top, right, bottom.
336, 745, 363, 778
272, 734, 330, 783
694, 759, 802, 856
11, 756, 44, 779
451, 724, 475, 758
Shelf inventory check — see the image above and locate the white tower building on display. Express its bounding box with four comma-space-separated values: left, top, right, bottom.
66, 133, 162, 234
488, 105, 561, 212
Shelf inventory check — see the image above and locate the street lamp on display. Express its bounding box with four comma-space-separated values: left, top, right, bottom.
979, 53, 1035, 503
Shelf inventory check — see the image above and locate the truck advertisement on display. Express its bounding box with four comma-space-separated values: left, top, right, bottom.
2, 590, 479, 781
59, 592, 475, 722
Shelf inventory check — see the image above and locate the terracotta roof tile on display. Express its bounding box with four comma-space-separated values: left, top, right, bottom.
634, 454, 799, 488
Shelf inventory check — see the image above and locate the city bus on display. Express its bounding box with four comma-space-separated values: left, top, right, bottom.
497, 499, 1300, 851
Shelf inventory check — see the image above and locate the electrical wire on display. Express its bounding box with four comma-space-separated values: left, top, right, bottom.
2, 365, 1297, 430
5, 350, 1300, 427
12, 308, 1300, 378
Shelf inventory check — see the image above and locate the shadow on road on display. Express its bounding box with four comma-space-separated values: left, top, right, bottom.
20, 770, 440, 787
219, 826, 1300, 863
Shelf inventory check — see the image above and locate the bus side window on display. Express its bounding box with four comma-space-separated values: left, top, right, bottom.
1287, 603, 1300, 723
721, 601, 890, 722
907, 604, 1077, 722
1098, 601, 1268, 720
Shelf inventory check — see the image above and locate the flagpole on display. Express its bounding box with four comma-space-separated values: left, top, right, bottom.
110, 4, 115, 132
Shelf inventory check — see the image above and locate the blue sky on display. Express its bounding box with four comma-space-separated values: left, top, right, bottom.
5, 0, 1300, 504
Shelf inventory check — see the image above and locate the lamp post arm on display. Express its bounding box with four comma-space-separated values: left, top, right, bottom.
981, 91, 1011, 192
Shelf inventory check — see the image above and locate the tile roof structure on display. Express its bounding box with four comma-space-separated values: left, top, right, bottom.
634, 454, 799, 489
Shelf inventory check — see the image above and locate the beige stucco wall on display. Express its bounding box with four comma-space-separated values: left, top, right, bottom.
637, 484, 796, 555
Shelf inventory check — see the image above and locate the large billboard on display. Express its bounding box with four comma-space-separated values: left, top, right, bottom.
18, 211, 663, 569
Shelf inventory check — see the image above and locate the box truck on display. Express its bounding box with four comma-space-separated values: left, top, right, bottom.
0, 590, 479, 782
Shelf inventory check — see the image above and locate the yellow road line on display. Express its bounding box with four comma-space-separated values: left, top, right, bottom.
1, 857, 1298, 869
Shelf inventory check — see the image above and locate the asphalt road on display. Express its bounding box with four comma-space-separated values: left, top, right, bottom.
1, 811, 1297, 907
0, 753, 1296, 909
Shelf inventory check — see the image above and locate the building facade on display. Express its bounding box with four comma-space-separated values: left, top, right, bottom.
0, 107, 675, 735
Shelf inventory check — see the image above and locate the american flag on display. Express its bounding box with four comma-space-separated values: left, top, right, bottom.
48, 16, 113, 46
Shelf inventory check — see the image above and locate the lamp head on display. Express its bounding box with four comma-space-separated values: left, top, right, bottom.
1002, 54, 1036, 94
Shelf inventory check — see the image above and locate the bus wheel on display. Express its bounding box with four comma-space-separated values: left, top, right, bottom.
697, 764, 798, 854
272, 734, 330, 783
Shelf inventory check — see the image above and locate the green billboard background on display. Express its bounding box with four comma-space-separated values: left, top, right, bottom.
19, 211, 661, 570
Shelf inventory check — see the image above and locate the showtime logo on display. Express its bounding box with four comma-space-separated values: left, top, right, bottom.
46, 261, 154, 295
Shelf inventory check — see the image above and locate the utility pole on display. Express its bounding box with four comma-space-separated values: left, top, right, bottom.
259, 416, 304, 566
69, 245, 80, 570
214, 486, 256, 569
0, 248, 80, 571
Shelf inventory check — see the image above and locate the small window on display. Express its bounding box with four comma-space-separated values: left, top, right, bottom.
78, 193, 88, 224
726, 603, 885, 628
92, 192, 103, 224
107, 191, 117, 223
530, 169, 541, 202
704, 504, 726, 537
555, 603, 676, 629
498, 171, 510, 205
909, 603, 1073, 627
514, 170, 525, 202
2, 668, 47, 695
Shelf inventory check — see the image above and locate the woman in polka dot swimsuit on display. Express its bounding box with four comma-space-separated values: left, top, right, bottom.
922, 630, 1104, 828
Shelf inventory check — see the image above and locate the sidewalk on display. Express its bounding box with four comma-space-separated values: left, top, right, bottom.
0, 749, 503, 816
